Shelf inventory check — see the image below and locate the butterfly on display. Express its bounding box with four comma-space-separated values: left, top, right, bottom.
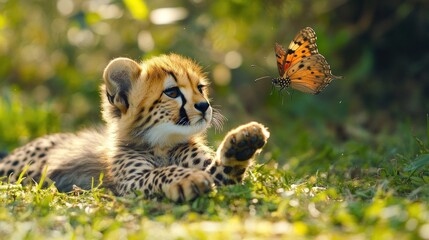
273, 27, 341, 94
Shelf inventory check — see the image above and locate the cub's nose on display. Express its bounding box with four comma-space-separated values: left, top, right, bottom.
194, 101, 210, 113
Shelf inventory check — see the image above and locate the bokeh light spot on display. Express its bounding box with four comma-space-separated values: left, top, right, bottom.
67, 27, 95, 47
57, 0, 74, 16
212, 64, 231, 86
224, 51, 242, 69
150, 8, 188, 25
138, 31, 155, 52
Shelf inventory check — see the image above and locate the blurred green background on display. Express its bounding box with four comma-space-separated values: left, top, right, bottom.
0, 0, 428, 170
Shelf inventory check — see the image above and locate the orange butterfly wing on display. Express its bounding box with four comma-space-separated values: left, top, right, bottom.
286, 55, 339, 94
275, 27, 319, 76
275, 43, 287, 76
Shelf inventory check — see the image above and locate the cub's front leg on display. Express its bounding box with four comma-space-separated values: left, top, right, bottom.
112, 151, 213, 202
215, 121, 270, 182
167, 122, 270, 186
170, 122, 269, 186
157, 166, 213, 202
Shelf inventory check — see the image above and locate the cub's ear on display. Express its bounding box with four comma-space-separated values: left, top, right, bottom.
103, 58, 142, 114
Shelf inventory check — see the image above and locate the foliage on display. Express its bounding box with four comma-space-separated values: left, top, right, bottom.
0, 89, 60, 150
1, 0, 428, 135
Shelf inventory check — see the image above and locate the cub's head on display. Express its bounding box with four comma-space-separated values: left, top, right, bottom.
102, 54, 220, 147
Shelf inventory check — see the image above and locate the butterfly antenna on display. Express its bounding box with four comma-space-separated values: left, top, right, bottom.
254, 76, 271, 82
251, 64, 272, 82
251, 64, 271, 74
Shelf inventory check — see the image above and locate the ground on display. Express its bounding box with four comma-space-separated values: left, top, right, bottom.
1, 137, 428, 239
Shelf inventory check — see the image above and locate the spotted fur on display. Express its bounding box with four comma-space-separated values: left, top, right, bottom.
0, 54, 270, 202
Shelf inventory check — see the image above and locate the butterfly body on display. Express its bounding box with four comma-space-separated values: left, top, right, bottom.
273, 27, 341, 95
272, 77, 291, 91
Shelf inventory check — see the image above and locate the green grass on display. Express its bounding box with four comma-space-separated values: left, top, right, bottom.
1, 162, 428, 239
1, 91, 429, 239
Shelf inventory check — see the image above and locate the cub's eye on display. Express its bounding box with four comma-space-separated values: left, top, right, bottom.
197, 84, 205, 94
163, 87, 180, 98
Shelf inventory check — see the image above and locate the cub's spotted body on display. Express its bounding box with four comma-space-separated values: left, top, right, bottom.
0, 54, 269, 201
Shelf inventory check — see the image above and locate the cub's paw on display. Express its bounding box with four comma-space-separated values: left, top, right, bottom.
164, 170, 214, 202
218, 121, 270, 166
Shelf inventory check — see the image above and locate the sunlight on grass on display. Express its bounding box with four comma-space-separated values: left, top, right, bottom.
0, 161, 428, 239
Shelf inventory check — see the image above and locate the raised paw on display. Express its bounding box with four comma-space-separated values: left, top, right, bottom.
218, 121, 270, 166
164, 170, 214, 202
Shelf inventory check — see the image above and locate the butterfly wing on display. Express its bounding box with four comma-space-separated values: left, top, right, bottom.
286, 54, 340, 94
286, 27, 319, 69
275, 27, 319, 78
275, 43, 287, 76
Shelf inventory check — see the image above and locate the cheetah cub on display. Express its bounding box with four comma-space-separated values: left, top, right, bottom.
0, 54, 270, 202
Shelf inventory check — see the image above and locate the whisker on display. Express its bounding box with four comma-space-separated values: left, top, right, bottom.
211, 106, 226, 132
177, 116, 189, 125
